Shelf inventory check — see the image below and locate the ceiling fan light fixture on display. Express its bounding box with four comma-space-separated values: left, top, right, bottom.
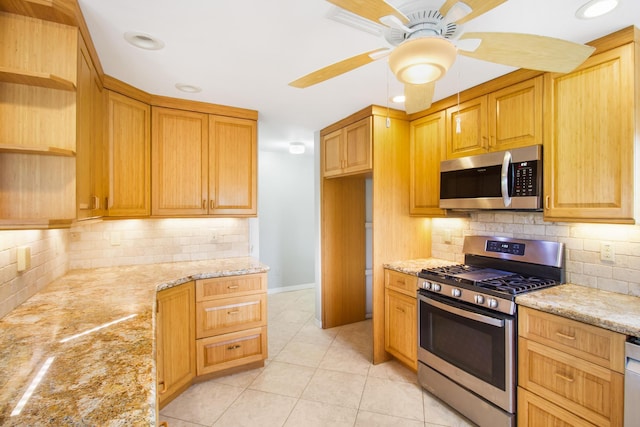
576, 0, 619, 19
389, 37, 457, 85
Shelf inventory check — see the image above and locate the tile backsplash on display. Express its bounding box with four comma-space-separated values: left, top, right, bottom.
0, 229, 68, 319
68, 218, 251, 269
431, 212, 640, 297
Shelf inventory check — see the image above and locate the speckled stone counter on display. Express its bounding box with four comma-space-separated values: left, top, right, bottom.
0, 257, 269, 426
516, 283, 640, 337
383, 258, 455, 276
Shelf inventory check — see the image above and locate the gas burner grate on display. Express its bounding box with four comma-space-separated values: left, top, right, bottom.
477, 276, 558, 295
420, 264, 480, 277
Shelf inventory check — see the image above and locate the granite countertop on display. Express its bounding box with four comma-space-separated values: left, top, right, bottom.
516, 283, 640, 337
0, 257, 269, 426
383, 258, 456, 276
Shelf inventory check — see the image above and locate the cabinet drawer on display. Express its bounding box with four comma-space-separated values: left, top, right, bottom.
196, 294, 266, 338
518, 338, 623, 427
196, 327, 267, 376
384, 269, 418, 297
196, 273, 266, 301
519, 307, 625, 372
517, 387, 597, 427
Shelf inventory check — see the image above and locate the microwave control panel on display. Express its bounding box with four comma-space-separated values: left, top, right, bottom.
512, 160, 538, 196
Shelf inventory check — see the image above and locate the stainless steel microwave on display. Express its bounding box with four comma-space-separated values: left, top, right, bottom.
439, 145, 543, 210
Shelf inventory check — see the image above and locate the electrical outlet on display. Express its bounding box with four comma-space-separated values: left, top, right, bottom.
600, 242, 615, 262
110, 231, 121, 246
70, 232, 81, 242
443, 229, 452, 244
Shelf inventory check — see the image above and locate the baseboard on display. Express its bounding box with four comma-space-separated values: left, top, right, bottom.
267, 283, 315, 294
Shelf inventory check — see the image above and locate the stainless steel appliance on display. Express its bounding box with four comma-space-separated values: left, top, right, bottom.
417, 236, 564, 427
439, 145, 543, 210
625, 337, 640, 427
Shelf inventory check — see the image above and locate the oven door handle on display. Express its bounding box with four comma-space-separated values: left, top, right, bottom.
423, 296, 505, 327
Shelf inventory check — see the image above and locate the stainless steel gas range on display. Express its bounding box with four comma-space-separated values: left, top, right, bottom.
417, 236, 564, 427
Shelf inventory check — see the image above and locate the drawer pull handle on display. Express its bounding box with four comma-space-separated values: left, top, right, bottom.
555, 331, 576, 340
396, 307, 405, 313
228, 344, 241, 350
555, 372, 574, 383
227, 310, 240, 315
227, 285, 240, 289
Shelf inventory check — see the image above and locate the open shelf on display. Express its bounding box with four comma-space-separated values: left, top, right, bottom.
0, 144, 75, 156
0, 66, 76, 91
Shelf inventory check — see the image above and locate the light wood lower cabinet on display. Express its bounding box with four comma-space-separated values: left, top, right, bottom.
517, 307, 625, 427
384, 269, 417, 370
195, 273, 268, 376
156, 282, 196, 408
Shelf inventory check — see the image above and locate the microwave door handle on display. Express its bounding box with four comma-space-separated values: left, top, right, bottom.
501, 151, 512, 207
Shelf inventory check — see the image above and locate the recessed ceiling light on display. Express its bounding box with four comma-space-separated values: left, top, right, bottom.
124, 31, 165, 50
289, 142, 305, 154
175, 83, 202, 93
576, 0, 620, 19
390, 95, 406, 104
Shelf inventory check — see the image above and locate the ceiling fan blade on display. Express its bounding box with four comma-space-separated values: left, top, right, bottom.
458, 32, 596, 73
404, 82, 435, 114
440, 0, 507, 25
327, 0, 409, 25
289, 48, 390, 88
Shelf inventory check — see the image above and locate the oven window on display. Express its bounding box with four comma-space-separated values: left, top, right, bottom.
420, 298, 506, 390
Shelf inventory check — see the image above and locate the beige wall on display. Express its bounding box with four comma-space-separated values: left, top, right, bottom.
0, 218, 252, 319
431, 212, 640, 297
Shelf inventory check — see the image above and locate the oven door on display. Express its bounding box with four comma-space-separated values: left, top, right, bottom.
418, 291, 516, 413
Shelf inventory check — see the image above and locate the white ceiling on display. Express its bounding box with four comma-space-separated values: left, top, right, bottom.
77, 0, 640, 154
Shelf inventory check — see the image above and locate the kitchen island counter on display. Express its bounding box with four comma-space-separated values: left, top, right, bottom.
0, 257, 268, 426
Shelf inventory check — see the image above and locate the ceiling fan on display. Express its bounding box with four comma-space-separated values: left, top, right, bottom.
289, 0, 596, 114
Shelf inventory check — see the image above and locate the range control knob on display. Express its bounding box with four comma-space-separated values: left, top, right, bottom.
451, 288, 462, 297
474, 295, 485, 304
421, 281, 431, 290
432, 283, 442, 292
487, 298, 498, 309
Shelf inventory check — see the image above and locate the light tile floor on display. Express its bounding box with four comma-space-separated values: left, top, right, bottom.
160, 288, 476, 427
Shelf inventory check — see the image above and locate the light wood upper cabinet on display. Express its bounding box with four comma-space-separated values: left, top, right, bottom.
106, 91, 150, 216
152, 107, 257, 217
410, 111, 446, 216
152, 107, 209, 216
445, 77, 543, 159
543, 43, 635, 223
488, 76, 543, 151
76, 34, 106, 219
208, 116, 257, 215
157, 282, 196, 408
322, 116, 372, 178
446, 96, 488, 158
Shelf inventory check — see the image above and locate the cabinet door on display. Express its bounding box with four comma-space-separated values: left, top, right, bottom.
343, 117, 372, 175
107, 91, 150, 216
445, 96, 488, 158
157, 282, 196, 408
489, 76, 542, 151
152, 107, 208, 216
322, 128, 344, 177
518, 387, 597, 427
410, 111, 447, 216
544, 44, 635, 223
208, 116, 257, 215
384, 289, 417, 370
77, 36, 107, 220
